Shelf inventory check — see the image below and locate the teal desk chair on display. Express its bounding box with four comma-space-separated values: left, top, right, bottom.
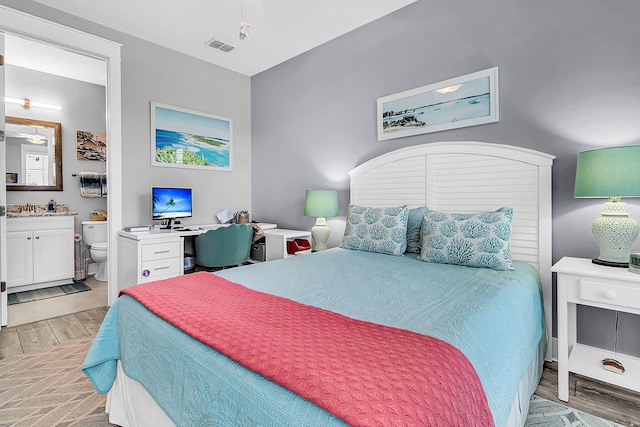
195, 224, 253, 270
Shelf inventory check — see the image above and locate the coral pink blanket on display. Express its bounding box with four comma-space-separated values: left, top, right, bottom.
121, 272, 494, 427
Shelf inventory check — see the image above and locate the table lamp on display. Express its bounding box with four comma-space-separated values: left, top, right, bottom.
304, 190, 339, 251
574, 146, 640, 267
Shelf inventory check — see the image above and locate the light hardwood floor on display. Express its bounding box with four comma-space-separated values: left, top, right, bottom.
0, 306, 108, 359
535, 361, 640, 426
1, 275, 108, 359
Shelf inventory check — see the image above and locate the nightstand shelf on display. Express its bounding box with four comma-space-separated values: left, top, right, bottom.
569, 344, 640, 393
552, 256, 640, 402
264, 229, 312, 261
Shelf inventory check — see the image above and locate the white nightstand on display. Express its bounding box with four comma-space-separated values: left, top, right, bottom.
263, 229, 312, 261
552, 256, 640, 402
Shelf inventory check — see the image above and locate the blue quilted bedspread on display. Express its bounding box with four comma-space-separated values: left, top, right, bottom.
83, 248, 545, 427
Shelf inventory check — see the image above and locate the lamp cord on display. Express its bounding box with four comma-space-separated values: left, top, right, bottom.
614, 311, 619, 354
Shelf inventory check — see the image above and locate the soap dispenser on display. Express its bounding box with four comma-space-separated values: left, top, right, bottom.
48, 198, 56, 212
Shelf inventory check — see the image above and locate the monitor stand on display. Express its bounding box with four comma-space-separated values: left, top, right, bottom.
162, 218, 176, 230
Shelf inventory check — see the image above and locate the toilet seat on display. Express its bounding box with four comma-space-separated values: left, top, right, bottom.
92, 242, 108, 251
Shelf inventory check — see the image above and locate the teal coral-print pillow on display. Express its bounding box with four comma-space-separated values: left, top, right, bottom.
419, 207, 514, 271
340, 204, 409, 256
406, 206, 429, 254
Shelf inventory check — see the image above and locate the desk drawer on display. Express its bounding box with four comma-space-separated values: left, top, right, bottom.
142, 241, 181, 261
580, 279, 640, 311
140, 257, 181, 281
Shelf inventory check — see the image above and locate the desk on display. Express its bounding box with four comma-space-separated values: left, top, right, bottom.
118, 223, 276, 289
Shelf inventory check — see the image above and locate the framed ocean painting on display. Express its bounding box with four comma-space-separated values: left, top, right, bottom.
151, 102, 232, 171
377, 67, 499, 141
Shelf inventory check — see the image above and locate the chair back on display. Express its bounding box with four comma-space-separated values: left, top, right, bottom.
195, 224, 253, 268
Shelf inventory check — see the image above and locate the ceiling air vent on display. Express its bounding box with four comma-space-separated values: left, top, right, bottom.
206, 38, 235, 53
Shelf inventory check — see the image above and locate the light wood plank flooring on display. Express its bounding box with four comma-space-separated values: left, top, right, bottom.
534, 361, 639, 426
2, 308, 639, 426
0, 306, 108, 359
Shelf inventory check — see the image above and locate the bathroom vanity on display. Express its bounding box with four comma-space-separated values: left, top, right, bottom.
6, 215, 75, 293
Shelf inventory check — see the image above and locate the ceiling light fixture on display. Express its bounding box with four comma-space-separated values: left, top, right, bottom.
5, 96, 62, 111
240, 0, 250, 40
27, 127, 47, 145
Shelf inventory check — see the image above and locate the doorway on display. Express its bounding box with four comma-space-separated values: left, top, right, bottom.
0, 5, 123, 329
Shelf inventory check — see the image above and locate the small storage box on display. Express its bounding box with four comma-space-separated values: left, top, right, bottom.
251, 243, 266, 262
184, 254, 195, 272
287, 239, 311, 255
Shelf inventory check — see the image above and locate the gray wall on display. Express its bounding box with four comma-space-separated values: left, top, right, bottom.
118, 37, 251, 228
0, 0, 252, 229
5, 65, 107, 235
251, 0, 640, 355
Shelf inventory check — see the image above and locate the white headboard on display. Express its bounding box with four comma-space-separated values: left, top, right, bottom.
349, 141, 555, 360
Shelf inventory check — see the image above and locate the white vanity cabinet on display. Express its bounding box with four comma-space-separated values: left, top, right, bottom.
7, 216, 75, 292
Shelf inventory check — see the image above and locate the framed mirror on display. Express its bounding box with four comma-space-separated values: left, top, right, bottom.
5, 116, 63, 191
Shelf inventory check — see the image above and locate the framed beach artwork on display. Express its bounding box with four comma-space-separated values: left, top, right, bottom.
151, 102, 232, 171
377, 67, 499, 141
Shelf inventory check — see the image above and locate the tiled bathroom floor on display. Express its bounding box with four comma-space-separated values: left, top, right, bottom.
6, 276, 108, 327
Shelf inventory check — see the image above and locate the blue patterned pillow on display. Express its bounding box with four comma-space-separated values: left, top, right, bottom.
406, 206, 429, 254
340, 204, 409, 256
418, 207, 514, 271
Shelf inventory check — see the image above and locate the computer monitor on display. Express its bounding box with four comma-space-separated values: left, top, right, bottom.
152, 187, 192, 229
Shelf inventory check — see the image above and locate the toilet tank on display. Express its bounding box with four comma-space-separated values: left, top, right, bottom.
82, 220, 108, 246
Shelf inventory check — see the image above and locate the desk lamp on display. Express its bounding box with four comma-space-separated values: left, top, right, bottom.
574, 146, 640, 267
304, 190, 339, 251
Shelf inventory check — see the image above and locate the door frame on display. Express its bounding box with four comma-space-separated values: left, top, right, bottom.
0, 6, 123, 317
0, 32, 6, 329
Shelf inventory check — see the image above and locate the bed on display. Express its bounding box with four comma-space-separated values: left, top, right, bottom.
83, 141, 555, 427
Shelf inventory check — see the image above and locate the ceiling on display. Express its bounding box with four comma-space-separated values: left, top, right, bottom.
21, 0, 416, 78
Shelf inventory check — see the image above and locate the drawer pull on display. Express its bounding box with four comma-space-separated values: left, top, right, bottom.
604, 291, 617, 300
154, 250, 170, 254
154, 266, 170, 271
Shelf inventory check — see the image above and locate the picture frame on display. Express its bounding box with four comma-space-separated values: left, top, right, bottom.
377, 67, 499, 141
151, 101, 232, 171
77, 130, 107, 161
6, 172, 18, 184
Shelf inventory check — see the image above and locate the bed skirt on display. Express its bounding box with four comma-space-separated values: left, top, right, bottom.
105, 333, 546, 427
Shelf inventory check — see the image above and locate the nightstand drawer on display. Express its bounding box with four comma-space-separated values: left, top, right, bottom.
580, 279, 640, 310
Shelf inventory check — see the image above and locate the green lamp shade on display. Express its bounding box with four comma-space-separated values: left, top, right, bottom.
574, 146, 640, 198
304, 190, 339, 217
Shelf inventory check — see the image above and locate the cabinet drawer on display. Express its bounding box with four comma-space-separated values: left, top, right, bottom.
142, 242, 181, 261
580, 279, 640, 311
140, 257, 181, 281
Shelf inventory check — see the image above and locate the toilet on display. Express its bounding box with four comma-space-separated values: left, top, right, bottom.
82, 220, 108, 282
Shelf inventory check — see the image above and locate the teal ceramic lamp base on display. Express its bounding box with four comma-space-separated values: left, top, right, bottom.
591, 199, 639, 268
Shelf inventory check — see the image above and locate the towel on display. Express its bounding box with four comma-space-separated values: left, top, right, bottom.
79, 172, 103, 198
100, 173, 108, 197
79, 172, 101, 197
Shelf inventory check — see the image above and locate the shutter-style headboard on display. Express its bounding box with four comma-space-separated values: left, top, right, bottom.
349, 141, 555, 360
